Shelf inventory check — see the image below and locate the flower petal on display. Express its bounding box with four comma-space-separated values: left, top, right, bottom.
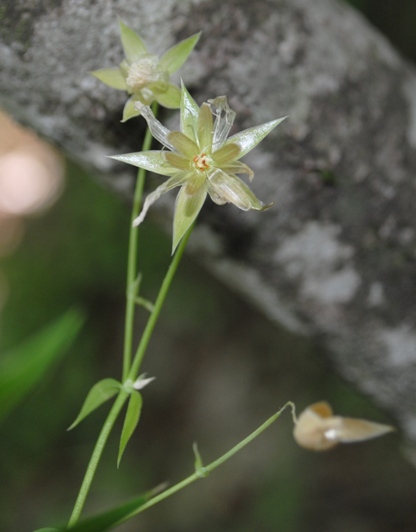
155, 82, 181, 109
207, 169, 271, 211
208, 96, 236, 151
137, 103, 176, 151
167, 131, 199, 158
173, 175, 207, 252
109, 151, 178, 176
91, 68, 127, 90
118, 19, 147, 64
335, 418, 395, 443
164, 152, 191, 171
158, 32, 201, 75
133, 173, 190, 227
197, 103, 213, 152
180, 82, 200, 143
227, 116, 287, 158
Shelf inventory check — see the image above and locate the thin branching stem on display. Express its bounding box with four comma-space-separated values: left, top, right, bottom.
122, 102, 158, 381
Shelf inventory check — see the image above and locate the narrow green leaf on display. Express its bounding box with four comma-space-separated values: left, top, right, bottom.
39, 485, 165, 531
158, 32, 201, 75
90, 68, 127, 90
68, 378, 121, 430
0, 308, 84, 423
227, 116, 287, 158
118, 391, 143, 467
118, 19, 147, 64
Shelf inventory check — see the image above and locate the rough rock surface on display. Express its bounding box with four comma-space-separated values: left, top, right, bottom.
1, 0, 416, 439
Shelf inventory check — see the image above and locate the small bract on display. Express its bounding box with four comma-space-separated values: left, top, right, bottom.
92, 19, 200, 121
110, 83, 286, 252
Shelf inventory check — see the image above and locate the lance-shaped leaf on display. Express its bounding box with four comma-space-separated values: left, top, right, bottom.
0, 308, 84, 423
39, 486, 164, 532
68, 378, 121, 430
118, 390, 143, 467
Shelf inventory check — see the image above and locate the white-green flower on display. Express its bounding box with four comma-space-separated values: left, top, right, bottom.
92, 19, 200, 122
111, 84, 287, 252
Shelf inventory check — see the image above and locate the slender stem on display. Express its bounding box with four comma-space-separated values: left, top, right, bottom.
67, 390, 129, 527
128, 225, 193, 381
117, 402, 297, 525
122, 103, 158, 381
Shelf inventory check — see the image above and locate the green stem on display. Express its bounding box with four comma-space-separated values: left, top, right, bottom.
67, 390, 129, 527
122, 102, 158, 381
128, 225, 193, 381
118, 402, 297, 525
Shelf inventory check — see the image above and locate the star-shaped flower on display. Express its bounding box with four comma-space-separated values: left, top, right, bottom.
92, 19, 200, 122
111, 84, 287, 252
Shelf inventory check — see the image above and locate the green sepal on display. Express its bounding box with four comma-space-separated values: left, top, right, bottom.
180, 82, 200, 143
118, 390, 143, 467
122, 96, 141, 122
90, 68, 127, 90
0, 308, 84, 424
158, 32, 201, 75
155, 82, 181, 109
227, 116, 287, 159
109, 150, 178, 176
118, 19, 147, 64
68, 378, 121, 430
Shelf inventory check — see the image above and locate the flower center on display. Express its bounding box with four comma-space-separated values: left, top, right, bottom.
193, 153, 211, 172
126, 55, 165, 91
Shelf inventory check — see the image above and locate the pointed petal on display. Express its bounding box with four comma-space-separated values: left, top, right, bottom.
167, 131, 199, 158
133, 173, 190, 227
197, 103, 213, 152
158, 32, 201, 74
109, 151, 178, 176
227, 116, 287, 158
336, 418, 395, 443
155, 82, 181, 109
207, 169, 271, 211
180, 81, 200, 143
91, 68, 127, 90
137, 103, 175, 151
221, 161, 254, 181
208, 96, 236, 151
122, 95, 142, 122
173, 176, 207, 252
118, 19, 147, 63
212, 143, 241, 165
